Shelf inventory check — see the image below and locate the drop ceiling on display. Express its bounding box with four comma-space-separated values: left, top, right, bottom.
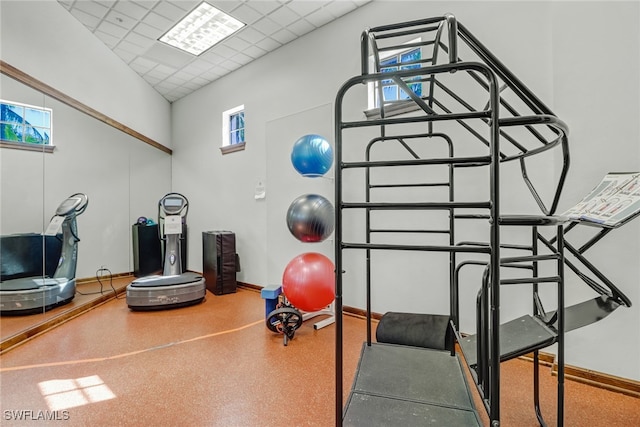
57, 0, 371, 103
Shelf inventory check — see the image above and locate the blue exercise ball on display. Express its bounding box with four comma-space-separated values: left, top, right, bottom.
286, 194, 335, 242
291, 134, 333, 177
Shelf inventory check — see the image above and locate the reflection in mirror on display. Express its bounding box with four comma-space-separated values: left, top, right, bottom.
1, 193, 88, 315
1, 80, 47, 319
0, 67, 172, 353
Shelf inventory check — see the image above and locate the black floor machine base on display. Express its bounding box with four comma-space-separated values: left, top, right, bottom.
343, 342, 482, 427
126, 272, 206, 311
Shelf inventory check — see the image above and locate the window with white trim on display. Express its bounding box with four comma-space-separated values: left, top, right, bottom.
367, 40, 423, 110
221, 104, 245, 154
1, 99, 53, 151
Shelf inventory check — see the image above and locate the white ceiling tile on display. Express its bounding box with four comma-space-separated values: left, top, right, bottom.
200, 67, 226, 80
113, 1, 149, 20
189, 75, 210, 86
117, 39, 149, 56
181, 61, 214, 74
167, 93, 188, 103
142, 11, 175, 31
231, 52, 252, 65
151, 1, 186, 20
166, 74, 189, 86
178, 84, 199, 95
156, 80, 180, 92
172, 68, 198, 81
96, 20, 130, 38
207, 0, 232, 13
271, 28, 296, 45
235, 26, 267, 44
208, 1, 240, 14
147, 64, 178, 79
255, 37, 282, 51
230, 4, 263, 25
130, 56, 159, 74
171, 0, 201, 12
208, 44, 237, 59
181, 81, 203, 91
286, 1, 325, 18
247, 1, 282, 15
72, 1, 110, 19
143, 42, 194, 67
69, 8, 102, 30
169, 87, 193, 98
94, 30, 122, 48
305, 7, 334, 28
221, 36, 251, 52
142, 74, 164, 85
124, 31, 156, 49
133, 22, 164, 39
95, 1, 118, 8
199, 50, 226, 64
325, 1, 356, 17
243, 45, 267, 59
219, 59, 242, 72
112, 48, 138, 63
286, 18, 316, 36
132, 1, 160, 10
105, 10, 138, 30
251, 16, 280, 36
269, 6, 300, 26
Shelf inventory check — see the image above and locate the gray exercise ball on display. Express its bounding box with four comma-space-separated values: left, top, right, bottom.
286, 194, 335, 242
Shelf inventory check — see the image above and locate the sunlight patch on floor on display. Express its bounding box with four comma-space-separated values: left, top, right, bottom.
38, 375, 116, 410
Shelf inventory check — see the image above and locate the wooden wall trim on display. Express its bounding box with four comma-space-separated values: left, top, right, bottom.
0, 60, 172, 155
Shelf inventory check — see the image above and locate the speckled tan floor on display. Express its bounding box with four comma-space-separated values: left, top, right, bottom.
1, 276, 129, 352
1, 287, 638, 426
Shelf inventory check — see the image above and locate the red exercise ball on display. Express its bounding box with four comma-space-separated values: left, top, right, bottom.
282, 252, 335, 313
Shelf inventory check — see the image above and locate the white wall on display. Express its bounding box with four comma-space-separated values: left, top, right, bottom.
1, 0, 173, 278
550, 0, 640, 381
172, 0, 639, 380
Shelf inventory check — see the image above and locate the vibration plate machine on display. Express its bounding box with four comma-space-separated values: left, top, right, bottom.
126, 193, 206, 310
0, 193, 89, 315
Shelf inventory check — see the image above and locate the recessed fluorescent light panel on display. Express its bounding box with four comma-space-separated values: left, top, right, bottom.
159, 2, 245, 56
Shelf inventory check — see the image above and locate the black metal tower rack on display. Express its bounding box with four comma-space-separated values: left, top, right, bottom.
333, 14, 632, 427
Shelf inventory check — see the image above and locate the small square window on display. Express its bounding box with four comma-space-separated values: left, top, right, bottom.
221, 104, 245, 154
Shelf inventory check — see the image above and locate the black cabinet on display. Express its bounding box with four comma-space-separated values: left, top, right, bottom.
202, 231, 237, 295
132, 224, 162, 277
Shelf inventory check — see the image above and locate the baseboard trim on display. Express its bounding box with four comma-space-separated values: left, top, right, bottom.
520, 351, 640, 398
238, 281, 261, 292
76, 271, 133, 285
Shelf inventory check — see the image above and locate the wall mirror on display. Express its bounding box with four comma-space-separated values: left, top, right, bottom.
0, 65, 172, 353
